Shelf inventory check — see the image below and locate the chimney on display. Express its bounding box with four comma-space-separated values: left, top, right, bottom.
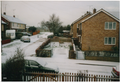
93, 8, 96, 14
3, 12, 6, 15
13, 15, 15, 18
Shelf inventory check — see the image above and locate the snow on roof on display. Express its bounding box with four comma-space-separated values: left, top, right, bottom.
81, 8, 120, 23
2, 21, 6, 24
2, 14, 26, 24
72, 11, 92, 24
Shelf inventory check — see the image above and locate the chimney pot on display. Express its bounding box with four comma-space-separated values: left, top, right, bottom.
13, 15, 15, 18
3, 12, 6, 15
93, 8, 96, 14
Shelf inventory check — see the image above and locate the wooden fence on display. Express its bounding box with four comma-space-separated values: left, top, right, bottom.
23, 72, 119, 82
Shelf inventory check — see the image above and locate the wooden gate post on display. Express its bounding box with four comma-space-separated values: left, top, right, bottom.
94, 75, 96, 81
62, 73, 64, 82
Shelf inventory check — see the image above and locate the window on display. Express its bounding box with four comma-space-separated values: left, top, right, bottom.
12, 23, 14, 27
105, 22, 116, 30
25, 61, 29, 66
30, 61, 39, 66
77, 24, 79, 28
104, 37, 116, 45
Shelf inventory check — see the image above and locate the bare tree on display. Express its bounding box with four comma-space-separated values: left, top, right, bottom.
41, 14, 62, 35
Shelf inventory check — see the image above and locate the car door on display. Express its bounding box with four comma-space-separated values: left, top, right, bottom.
29, 60, 41, 72
25, 60, 31, 72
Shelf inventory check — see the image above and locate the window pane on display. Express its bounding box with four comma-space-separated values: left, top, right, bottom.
13, 23, 14, 26
109, 22, 112, 29
113, 38, 115, 44
30, 61, 38, 66
108, 37, 111, 44
105, 22, 108, 29
113, 22, 116, 29
25, 61, 29, 66
105, 38, 108, 44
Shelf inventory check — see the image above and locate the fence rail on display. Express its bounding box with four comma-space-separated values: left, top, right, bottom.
23, 72, 119, 82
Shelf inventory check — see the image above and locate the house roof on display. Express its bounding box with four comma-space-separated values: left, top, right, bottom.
72, 11, 92, 24
2, 14, 26, 24
81, 8, 120, 23
2, 21, 6, 24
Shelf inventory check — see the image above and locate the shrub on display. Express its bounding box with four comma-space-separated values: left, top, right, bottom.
2, 48, 25, 81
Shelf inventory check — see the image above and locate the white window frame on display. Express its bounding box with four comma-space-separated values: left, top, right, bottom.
104, 37, 116, 45
105, 22, 116, 30
77, 24, 79, 28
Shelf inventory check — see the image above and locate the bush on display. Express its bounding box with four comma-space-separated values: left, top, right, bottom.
2, 48, 25, 81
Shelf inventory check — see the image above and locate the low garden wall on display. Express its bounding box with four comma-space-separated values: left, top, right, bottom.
35, 38, 51, 57
84, 51, 119, 62
2, 39, 11, 45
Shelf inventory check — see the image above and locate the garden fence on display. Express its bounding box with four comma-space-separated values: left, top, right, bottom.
23, 72, 119, 82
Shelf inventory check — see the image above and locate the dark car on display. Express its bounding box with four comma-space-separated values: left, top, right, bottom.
21, 32, 32, 36
24, 57, 59, 73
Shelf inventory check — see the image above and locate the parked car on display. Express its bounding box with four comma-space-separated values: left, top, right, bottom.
21, 32, 32, 36
20, 36, 30, 42
24, 57, 59, 73
111, 64, 120, 78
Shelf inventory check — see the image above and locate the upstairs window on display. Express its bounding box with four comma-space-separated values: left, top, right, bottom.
105, 22, 116, 30
104, 37, 116, 45
12, 23, 14, 27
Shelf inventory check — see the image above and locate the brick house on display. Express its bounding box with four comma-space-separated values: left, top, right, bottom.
70, 11, 92, 45
1, 12, 26, 33
77, 8, 119, 51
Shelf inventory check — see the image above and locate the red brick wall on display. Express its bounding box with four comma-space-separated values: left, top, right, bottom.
82, 12, 119, 51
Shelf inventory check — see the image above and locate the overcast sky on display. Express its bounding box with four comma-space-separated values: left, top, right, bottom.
1, 1, 119, 27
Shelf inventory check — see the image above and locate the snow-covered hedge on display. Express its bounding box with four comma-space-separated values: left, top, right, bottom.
36, 38, 51, 57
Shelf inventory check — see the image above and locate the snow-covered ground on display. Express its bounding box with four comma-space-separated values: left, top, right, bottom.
1, 32, 119, 76
1, 32, 53, 63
